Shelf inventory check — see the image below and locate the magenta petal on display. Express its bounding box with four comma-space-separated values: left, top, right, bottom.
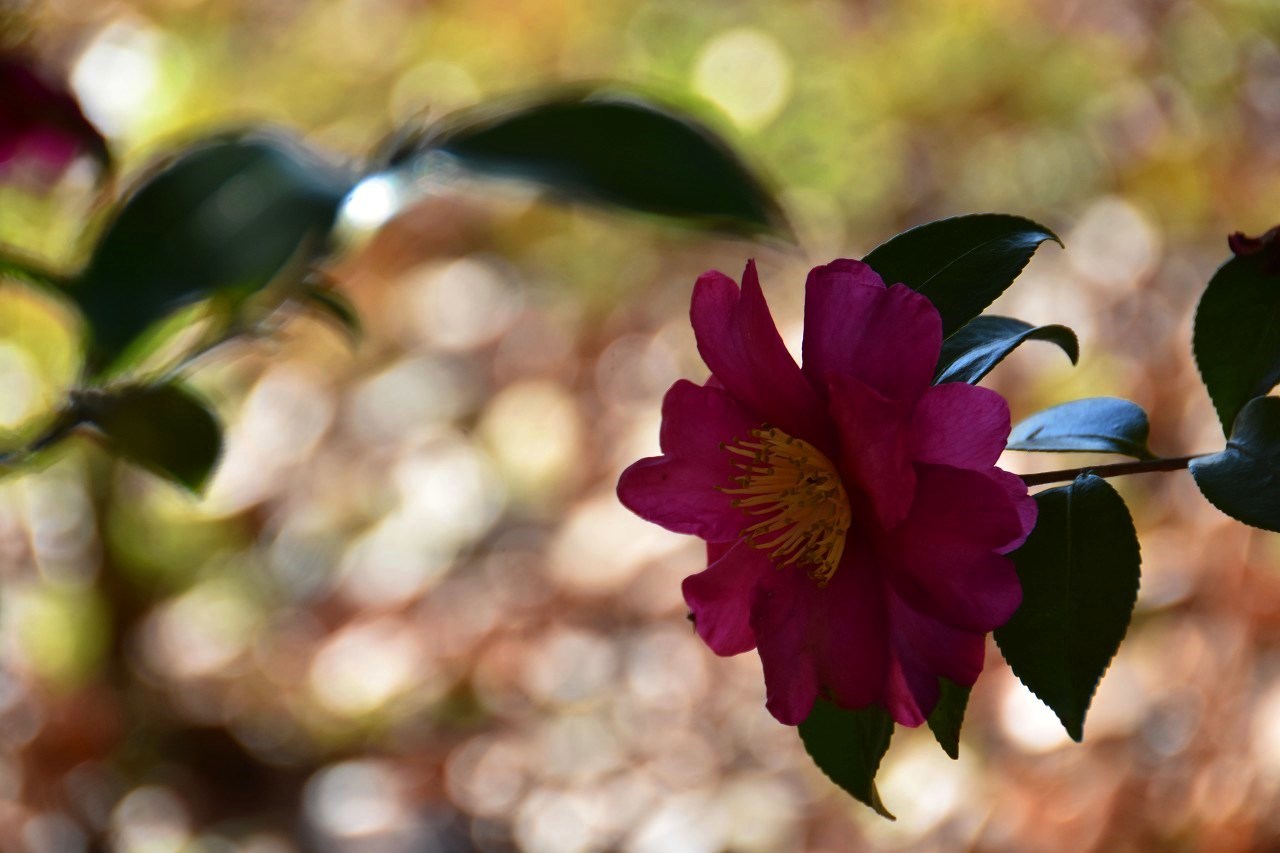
750, 573, 820, 725
986, 467, 1037, 554
893, 585, 986, 677
885, 464, 1024, 632
618, 380, 761, 540
812, 549, 889, 709
803, 260, 942, 402
827, 372, 916, 530
617, 457, 745, 541
910, 383, 1010, 470
691, 261, 831, 449
683, 539, 770, 657
658, 379, 759, 460
883, 655, 935, 727
706, 540, 734, 564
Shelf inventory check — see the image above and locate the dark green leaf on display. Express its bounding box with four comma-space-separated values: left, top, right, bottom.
797, 700, 895, 819
1190, 395, 1280, 532
72, 133, 355, 371
862, 214, 1060, 336
1193, 251, 1280, 434
298, 282, 361, 343
82, 384, 222, 492
393, 89, 787, 236
1007, 397, 1154, 459
935, 315, 1078, 385
995, 475, 1141, 741
925, 679, 971, 760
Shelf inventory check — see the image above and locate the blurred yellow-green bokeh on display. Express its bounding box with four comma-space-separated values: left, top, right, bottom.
3, 0, 1280, 850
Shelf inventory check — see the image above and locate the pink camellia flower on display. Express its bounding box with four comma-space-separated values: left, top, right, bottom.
617, 259, 1036, 727
0, 54, 109, 184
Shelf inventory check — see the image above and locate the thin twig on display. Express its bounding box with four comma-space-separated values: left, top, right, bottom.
1019, 454, 1205, 487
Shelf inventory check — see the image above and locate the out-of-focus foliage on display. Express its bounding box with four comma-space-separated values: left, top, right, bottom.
2, 0, 1280, 850
393, 90, 788, 235
0, 53, 109, 183
73, 134, 353, 371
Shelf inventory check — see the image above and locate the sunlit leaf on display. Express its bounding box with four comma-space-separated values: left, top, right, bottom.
863, 214, 1060, 336
1007, 397, 1154, 460
995, 474, 1141, 741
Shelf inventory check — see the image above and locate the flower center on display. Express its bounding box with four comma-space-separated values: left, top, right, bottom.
720, 426, 851, 586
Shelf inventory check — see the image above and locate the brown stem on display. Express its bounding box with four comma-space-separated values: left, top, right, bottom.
1019, 454, 1205, 487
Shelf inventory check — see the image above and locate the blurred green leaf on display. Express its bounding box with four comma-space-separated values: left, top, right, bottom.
925, 679, 970, 760
995, 474, 1140, 741
298, 281, 361, 343
0, 246, 70, 294
1193, 250, 1280, 435
797, 700, 895, 819
71, 133, 354, 372
83, 383, 222, 492
863, 214, 1059, 336
392, 89, 787, 236
1190, 395, 1280, 532
1007, 397, 1154, 459
935, 315, 1078, 385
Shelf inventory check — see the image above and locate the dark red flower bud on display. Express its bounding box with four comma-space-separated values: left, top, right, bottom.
1228, 226, 1280, 273
0, 53, 110, 185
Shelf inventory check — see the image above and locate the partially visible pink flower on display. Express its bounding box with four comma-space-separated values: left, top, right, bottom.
617, 260, 1036, 727
0, 54, 109, 184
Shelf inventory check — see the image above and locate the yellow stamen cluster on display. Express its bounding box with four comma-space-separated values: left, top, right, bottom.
720, 427, 851, 586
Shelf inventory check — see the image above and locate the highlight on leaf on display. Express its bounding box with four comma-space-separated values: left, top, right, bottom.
1007, 397, 1154, 460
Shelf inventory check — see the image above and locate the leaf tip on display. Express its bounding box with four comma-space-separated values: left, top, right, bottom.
869, 787, 896, 821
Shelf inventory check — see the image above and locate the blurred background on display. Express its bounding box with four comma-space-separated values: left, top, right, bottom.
2, 0, 1280, 850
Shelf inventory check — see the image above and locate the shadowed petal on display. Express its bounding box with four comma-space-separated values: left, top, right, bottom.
986, 466, 1037, 554
683, 539, 772, 656
893, 592, 988, 687
803, 260, 941, 401
692, 261, 831, 449
883, 589, 987, 725
751, 572, 820, 724
883, 657, 933, 727
827, 372, 916, 530
910, 383, 1010, 470
884, 464, 1024, 632
812, 547, 889, 709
